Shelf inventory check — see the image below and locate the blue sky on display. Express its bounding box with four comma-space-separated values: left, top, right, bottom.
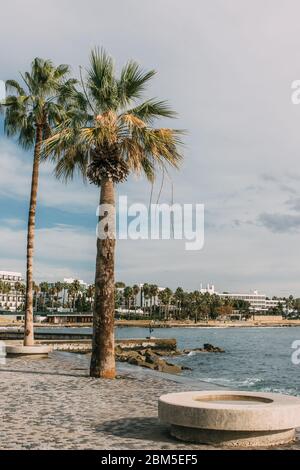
1, 0, 300, 295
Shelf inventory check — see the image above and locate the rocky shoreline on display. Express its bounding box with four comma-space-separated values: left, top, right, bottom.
116, 343, 225, 375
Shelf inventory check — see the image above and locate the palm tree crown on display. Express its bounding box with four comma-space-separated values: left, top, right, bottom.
44, 48, 183, 184
3, 58, 75, 147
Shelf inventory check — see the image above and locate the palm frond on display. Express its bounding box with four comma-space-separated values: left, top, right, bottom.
126, 99, 177, 124
5, 80, 25, 96
118, 61, 155, 106
87, 48, 117, 111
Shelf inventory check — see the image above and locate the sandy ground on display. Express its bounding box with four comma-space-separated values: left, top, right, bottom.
0, 351, 299, 450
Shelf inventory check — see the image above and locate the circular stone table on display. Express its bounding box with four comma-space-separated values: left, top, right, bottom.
158, 390, 300, 447
5, 344, 53, 356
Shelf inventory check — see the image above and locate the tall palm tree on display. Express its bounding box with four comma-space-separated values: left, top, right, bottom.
1, 58, 75, 346
44, 48, 183, 378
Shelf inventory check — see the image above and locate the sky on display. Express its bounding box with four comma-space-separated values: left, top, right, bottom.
1, 0, 300, 295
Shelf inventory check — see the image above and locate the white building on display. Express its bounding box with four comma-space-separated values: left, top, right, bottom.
0, 271, 24, 312
200, 283, 281, 312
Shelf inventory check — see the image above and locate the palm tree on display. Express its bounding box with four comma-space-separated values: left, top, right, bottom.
14, 281, 25, 311
54, 282, 63, 307
71, 280, 82, 311
132, 284, 140, 313
174, 287, 184, 319
0, 281, 11, 310
1, 58, 75, 346
87, 284, 95, 311
39, 282, 50, 312
123, 286, 134, 312
142, 283, 151, 312
44, 48, 183, 378
32, 282, 40, 311
61, 282, 69, 308
149, 284, 159, 318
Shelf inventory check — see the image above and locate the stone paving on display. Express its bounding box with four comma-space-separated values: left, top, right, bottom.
0, 351, 299, 450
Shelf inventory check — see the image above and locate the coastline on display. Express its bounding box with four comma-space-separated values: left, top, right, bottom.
2, 319, 300, 329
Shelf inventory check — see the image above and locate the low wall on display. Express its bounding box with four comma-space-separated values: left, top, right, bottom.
46, 338, 176, 353
1, 336, 177, 354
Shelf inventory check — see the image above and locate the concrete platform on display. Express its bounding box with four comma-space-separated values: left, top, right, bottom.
158, 390, 300, 447
5, 344, 53, 356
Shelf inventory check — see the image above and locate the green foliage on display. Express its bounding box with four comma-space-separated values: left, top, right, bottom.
43, 47, 184, 185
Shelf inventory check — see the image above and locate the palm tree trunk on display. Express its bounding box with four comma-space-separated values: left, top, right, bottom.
90, 178, 116, 379
24, 126, 42, 346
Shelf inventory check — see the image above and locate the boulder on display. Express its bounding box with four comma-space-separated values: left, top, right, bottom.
157, 362, 182, 374
203, 343, 224, 353
144, 350, 160, 364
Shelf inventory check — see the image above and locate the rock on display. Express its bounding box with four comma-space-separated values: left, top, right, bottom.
144, 350, 160, 364
139, 361, 156, 370
203, 343, 224, 353
157, 362, 182, 374
117, 350, 145, 363
116, 346, 187, 375
183, 344, 225, 354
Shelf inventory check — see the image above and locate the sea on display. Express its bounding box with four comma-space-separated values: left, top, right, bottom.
36, 325, 300, 396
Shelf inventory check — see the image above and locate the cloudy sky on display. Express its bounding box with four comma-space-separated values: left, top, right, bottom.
1, 0, 300, 295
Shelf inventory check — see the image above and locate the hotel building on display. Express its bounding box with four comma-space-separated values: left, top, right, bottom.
200, 284, 281, 312
0, 271, 25, 312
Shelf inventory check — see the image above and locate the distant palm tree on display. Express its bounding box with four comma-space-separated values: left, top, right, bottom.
14, 282, 25, 311
32, 282, 40, 311
132, 284, 140, 312
149, 284, 159, 318
39, 282, 50, 311
61, 282, 69, 308
0, 281, 11, 310
87, 284, 95, 311
53, 282, 63, 308
44, 48, 183, 378
1, 59, 75, 345
71, 280, 82, 311
142, 283, 151, 311
123, 286, 134, 311
174, 287, 184, 319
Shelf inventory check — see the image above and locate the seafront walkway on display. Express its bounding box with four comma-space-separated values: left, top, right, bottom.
0, 352, 299, 450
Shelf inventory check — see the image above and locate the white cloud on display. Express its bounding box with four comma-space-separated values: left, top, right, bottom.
0, 223, 96, 282
0, 138, 98, 212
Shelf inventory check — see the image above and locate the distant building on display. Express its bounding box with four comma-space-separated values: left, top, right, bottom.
0, 271, 24, 312
200, 283, 282, 312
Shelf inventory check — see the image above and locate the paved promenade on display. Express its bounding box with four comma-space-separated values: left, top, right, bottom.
0, 352, 299, 450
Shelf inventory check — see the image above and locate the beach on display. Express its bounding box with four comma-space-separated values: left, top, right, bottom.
0, 351, 300, 450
